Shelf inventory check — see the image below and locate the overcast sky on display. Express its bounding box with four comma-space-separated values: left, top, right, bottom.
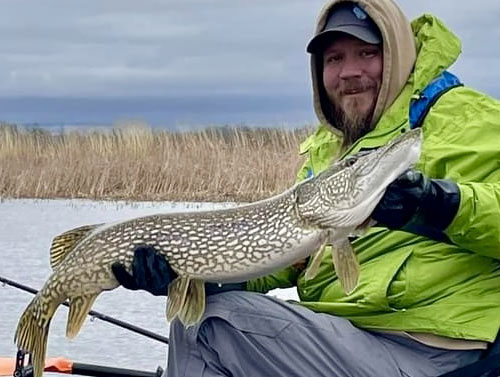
1, 0, 499, 127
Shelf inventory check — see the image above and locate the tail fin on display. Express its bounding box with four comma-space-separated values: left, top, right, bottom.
14, 294, 59, 377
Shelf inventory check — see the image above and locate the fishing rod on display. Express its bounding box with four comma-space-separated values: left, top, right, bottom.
0, 275, 169, 345
0, 353, 164, 377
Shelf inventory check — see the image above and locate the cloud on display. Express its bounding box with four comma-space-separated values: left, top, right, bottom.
0, 0, 499, 124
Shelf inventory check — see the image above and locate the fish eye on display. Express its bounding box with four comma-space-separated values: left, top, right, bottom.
344, 156, 357, 166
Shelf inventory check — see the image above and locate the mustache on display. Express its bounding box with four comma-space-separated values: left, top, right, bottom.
338, 79, 377, 95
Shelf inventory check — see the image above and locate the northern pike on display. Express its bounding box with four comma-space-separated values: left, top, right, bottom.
15, 128, 422, 377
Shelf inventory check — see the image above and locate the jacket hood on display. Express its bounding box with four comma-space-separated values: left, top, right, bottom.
310, 0, 417, 136
410, 14, 461, 91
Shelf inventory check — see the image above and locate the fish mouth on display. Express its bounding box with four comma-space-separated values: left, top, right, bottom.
383, 128, 422, 160
370, 128, 421, 163
333, 128, 422, 219
352, 128, 422, 181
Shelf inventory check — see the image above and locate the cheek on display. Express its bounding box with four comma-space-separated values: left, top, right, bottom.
368, 56, 383, 86
322, 67, 339, 92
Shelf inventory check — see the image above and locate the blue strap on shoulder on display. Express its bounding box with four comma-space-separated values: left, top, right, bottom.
306, 167, 314, 179
409, 71, 463, 129
305, 71, 462, 179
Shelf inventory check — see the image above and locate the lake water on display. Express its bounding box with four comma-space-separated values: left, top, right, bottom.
0, 199, 297, 374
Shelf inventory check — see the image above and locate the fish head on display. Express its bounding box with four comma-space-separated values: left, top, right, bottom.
296, 128, 422, 228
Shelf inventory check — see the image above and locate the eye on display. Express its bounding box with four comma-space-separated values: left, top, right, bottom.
344, 156, 357, 166
360, 49, 379, 59
324, 53, 342, 65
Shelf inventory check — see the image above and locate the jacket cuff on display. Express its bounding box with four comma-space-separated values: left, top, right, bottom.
408, 179, 461, 231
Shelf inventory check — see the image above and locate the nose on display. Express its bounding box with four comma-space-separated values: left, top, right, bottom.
338, 56, 363, 79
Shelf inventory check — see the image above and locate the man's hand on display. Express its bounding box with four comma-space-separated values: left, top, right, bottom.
371, 169, 460, 240
112, 244, 247, 296
111, 245, 176, 296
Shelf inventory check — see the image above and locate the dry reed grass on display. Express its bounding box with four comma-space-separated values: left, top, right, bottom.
0, 122, 312, 202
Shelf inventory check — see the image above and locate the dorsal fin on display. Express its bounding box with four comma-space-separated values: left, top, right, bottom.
50, 224, 102, 269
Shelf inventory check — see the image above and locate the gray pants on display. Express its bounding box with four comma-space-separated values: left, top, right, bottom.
166, 291, 482, 377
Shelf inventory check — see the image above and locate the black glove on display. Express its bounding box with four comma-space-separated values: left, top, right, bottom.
371, 169, 460, 242
112, 245, 247, 296
112, 245, 176, 296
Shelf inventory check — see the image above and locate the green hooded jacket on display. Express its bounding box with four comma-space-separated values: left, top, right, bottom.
247, 2, 500, 342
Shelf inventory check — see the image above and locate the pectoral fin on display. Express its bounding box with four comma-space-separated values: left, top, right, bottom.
305, 248, 325, 280
354, 218, 377, 235
303, 234, 329, 280
331, 238, 360, 295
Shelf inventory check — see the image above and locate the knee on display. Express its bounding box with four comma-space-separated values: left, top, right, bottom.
168, 315, 232, 354
197, 317, 230, 346
168, 317, 187, 342
168, 291, 273, 344
168, 310, 233, 345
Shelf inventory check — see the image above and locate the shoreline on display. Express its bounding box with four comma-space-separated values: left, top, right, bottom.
0, 124, 311, 202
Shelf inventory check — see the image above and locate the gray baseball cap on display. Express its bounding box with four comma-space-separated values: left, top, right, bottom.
307, 2, 381, 53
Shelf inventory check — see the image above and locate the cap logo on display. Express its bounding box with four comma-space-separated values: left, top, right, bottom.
352, 6, 367, 20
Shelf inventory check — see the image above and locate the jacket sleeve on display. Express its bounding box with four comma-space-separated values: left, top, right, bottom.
423, 87, 500, 259
246, 266, 301, 293
446, 183, 500, 259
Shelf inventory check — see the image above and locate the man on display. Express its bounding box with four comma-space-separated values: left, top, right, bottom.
112, 0, 500, 376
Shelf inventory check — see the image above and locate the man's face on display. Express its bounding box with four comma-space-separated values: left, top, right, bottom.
322, 33, 383, 143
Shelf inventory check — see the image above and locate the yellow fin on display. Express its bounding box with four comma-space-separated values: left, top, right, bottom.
331, 238, 360, 295
50, 224, 102, 269
66, 294, 98, 339
303, 235, 329, 280
166, 276, 190, 323
178, 279, 206, 327
304, 248, 325, 280
14, 294, 59, 377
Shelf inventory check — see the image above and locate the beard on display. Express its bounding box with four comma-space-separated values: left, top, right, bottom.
331, 98, 375, 149
325, 78, 379, 149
